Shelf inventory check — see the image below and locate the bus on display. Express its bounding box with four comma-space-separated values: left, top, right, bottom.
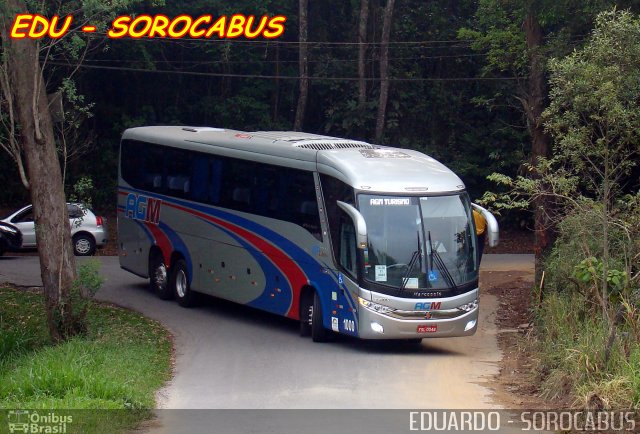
117, 126, 498, 342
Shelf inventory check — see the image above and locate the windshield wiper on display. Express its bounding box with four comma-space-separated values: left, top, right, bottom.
428, 231, 458, 291
400, 232, 422, 292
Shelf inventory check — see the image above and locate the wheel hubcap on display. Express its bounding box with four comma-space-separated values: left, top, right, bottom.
76, 238, 90, 254
155, 264, 167, 290
176, 270, 187, 298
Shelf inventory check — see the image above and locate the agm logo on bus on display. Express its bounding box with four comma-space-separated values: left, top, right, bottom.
125, 193, 161, 225
414, 302, 441, 311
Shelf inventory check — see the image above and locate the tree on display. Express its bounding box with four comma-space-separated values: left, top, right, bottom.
0, 0, 77, 341
294, 0, 309, 131
374, 0, 395, 144
357, 0, 370, 111
0, 0, 146, 341
543, 9, 640, 317
487, 8, 640, 322
459, 0, 635, 281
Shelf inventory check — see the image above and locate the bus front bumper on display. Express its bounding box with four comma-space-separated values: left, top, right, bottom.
357, 300, 479, 340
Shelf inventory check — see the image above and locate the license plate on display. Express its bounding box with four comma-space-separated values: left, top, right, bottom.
417, 324, 437, 333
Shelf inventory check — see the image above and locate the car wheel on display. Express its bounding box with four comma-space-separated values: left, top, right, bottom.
72, 233, 95, 256
300, 294, 313, 337
149, 252, 172, 300
171, 259, 196, 307
311, 292, 330, 342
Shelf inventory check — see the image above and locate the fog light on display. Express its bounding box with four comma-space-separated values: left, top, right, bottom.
371, 322, 384, 334
464, 319, 477, 332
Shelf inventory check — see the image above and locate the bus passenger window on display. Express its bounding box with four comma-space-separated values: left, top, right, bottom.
191, 155, 211, 203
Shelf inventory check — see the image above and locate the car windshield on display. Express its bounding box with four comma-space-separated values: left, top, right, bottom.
358, 193, 478, 290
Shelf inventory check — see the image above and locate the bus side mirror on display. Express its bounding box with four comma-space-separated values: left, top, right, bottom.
337, 201, 368, 249
472, 203, 499, 247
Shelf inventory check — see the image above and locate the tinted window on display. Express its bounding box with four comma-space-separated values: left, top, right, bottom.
13, 207, 34, 223
67, 205, 84, 219
120, 139, 321, 239
320, 175, 355, 269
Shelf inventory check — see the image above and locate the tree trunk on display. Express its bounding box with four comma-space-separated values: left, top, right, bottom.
294, 0, 309, 131
357, 0, 370, 111
1, 0, 79, 342
375, 0, 395, 144
523, 11, 553, 284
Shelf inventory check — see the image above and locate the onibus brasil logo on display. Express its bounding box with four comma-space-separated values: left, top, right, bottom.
7, 410, 72, 434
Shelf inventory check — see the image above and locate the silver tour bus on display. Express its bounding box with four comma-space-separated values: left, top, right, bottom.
118, 127, 498, 342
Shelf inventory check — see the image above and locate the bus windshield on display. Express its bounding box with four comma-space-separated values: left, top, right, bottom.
358, 193, 478, 291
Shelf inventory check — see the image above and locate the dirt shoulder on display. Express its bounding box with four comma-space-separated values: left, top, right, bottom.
482, 266, 563, 410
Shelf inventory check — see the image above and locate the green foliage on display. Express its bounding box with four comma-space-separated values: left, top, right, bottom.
68, 176, 95, 208
52, 260, 104, 338
0, 286, 171, 425
574, 257, 628, 295
533, 290, 638, 407
543, 9, 640, 198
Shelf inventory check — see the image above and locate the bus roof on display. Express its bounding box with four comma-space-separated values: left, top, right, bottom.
122, 126, 465, 194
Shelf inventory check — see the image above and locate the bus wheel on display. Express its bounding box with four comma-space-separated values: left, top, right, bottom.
311, 292, 330, 342
172, 259, 196, 307
150, 252, 172, 300
407, 338, 423, 345
300, 295, 312, 337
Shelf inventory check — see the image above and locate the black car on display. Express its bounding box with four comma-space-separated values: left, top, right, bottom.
0, 221, 22, 256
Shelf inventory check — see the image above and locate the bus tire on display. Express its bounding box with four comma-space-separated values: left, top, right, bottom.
311, 292, 330, 342
172, 259, 196, 307
150, 252, 172, 300
300, 293, 312, 337
407, 338, 423, 344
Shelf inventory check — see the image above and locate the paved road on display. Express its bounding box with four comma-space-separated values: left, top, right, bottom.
0, 254, 534, 432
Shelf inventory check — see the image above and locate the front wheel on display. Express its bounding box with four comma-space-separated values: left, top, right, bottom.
172, 259, 197, 307
311, 292, 330, 342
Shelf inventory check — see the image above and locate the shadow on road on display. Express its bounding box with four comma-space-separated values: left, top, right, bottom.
124, 282, 461, 356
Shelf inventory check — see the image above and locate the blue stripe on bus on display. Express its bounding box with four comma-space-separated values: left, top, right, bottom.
159, 222, 193, 285
119, 187, 358, 331
198, 217, 293, 316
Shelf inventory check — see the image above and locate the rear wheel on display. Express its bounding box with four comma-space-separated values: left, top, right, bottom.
311, 292, 330, 342
149, 252, 172, 300
172, 259, 197, 307
73, 233, 95, 256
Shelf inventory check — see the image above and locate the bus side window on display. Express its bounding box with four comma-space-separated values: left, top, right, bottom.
320, 174, 355, 267
166, 149, 193, 198
286, 170, 321, 241
191, 155, 211, 203
210, 158, 222, 205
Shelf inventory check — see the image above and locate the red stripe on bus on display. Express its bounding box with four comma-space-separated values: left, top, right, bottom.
167, 202, 307, 319
145, 222, 173, 266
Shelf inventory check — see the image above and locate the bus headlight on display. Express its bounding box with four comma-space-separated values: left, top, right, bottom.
370, 322, 384, 334
358, 297, 396, 314
457, 299, 478, 313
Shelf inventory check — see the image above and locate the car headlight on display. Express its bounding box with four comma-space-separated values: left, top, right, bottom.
358, 297, 396, 314
457, 299, 479, 312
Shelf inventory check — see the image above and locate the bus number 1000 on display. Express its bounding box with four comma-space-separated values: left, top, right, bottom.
343, 319, 355, 332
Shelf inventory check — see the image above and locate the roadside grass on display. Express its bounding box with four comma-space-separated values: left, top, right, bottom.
532, 291, 639, 408
0, 286, 171, 432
